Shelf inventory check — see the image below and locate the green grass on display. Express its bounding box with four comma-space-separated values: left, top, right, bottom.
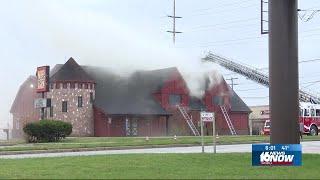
0, 135, 319, 152
0, 153, 319, 179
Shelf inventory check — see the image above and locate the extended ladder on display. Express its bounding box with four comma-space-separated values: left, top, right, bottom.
203, 52, 320, 104
177, 105, 200, 136
220, 106, 237, 135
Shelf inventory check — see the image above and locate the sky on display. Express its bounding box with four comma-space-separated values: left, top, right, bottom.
1, 0, 320, 128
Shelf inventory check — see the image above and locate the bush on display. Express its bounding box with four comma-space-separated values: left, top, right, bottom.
23, 120, 72, 143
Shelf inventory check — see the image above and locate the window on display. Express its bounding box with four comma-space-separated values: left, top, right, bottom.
78, 96, 83, 107
265, 121, 271, 128
316, 109, 320, 117
70, 82, 75, 89
169, 94, 181, 106
62, 101, 68, 112
46, 98, 51, 108
90, 92, 94, 103
50, 83, 54, 89
311, 109, 316, 117
78, 83, 83, 89
56, 83, 60, 89
63, 83, 68, 89
212, 96, 224, 106
304, 109, 310, 117
90, 84, 93, 89
84, 83, 89, 89
49, 106, 53, 117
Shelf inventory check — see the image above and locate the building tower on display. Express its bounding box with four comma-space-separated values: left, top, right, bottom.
47, 58, 95, 136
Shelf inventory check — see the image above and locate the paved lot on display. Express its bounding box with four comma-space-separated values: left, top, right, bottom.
0, 141, 319, 159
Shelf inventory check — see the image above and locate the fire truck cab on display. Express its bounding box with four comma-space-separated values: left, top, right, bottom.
300, 102, 320, 136
263, 102, 320, 136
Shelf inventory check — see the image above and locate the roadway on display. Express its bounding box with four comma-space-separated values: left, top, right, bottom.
0, 141, 319, 159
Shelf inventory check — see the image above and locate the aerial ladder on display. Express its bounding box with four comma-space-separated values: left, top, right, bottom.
202, 52, 320, 104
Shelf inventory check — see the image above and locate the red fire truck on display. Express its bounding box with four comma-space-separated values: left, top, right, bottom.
263, 102, 320, 136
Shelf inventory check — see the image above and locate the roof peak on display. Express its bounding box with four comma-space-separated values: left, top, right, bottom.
50, 57, 94, 82
66, 57, 78, 64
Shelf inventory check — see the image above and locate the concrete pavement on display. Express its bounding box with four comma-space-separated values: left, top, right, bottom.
0, 141, 319, 159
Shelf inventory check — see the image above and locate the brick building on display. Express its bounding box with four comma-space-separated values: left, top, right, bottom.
10, 58, 251, 138
10, 76, 40, 138
249, 105, 270, 135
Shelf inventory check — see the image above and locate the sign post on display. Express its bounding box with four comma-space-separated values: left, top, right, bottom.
36, 66, 50, 120
201, 117, 204, 153
212, 114, 216, 154
200, 112, 215, 154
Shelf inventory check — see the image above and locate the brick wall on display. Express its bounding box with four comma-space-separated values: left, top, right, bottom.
11, 76, 40, 139
46, 82, 95, 136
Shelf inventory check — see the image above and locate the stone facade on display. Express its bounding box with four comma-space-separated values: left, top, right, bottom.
46, 82, 95, 136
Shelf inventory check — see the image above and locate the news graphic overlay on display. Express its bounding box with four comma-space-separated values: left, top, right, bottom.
252, 144, 302, 166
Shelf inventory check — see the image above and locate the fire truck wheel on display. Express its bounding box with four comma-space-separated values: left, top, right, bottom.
310, 125, 318, 136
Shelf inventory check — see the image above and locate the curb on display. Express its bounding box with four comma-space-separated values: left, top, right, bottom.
0, 141, 270, 156
0, 144, 200, 155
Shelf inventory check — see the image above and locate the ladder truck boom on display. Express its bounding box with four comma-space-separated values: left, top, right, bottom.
203, 52, 320, 104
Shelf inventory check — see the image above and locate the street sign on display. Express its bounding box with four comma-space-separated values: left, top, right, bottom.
34, 98, 47, 108
200, 111, 216, 153
201, 112, 214, 122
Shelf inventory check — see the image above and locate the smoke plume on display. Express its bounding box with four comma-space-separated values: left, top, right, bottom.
4, 1, 223, 98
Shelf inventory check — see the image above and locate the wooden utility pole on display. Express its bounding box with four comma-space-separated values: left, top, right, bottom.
167, 0, 182, 44
269, 0, 300, 144
226, 77, 239, 90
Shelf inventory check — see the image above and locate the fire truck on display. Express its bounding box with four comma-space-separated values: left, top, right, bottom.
263, 102, 320, 136
203, 53, 320, 136
299, 102, 320, 136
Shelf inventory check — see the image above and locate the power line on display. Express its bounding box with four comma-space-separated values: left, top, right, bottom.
299, 58, 320, 63
185, 22, 258, 33
188, 2, 259, 18
301, 80, 320, 88
190, 0, 256, 14
176, 36, 264, 48
177, 28, 320, 48
190, 18, 257, 30
241, 96, 269, 99
235, 87, 266, 92
226, 77, 239, 89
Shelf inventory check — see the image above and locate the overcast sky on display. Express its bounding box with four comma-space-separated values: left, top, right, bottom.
1, 0, 320, 128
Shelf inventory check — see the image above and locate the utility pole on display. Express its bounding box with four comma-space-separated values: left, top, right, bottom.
226, 77, 239, 90
269, 0, 299, 144
167, 0, 182, 44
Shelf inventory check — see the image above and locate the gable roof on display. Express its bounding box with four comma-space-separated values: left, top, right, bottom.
135, 67, 180, 92
230, 89, 252, 113
84, 66, 170, 115
50, 57, 94, 82
10, 76, 38, 113
46, 58, 250, 115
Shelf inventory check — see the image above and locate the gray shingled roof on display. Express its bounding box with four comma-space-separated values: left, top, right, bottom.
48, 58, 250, 115
84, 66, 171, 115
230, 89, 252, 112
50, 58, 94, 82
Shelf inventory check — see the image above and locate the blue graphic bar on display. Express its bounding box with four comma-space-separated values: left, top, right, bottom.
252, 144, 302, 166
